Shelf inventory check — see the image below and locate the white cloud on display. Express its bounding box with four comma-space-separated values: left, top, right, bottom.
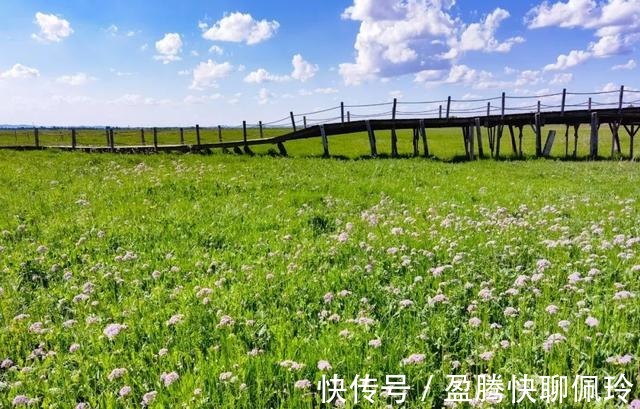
32, 12, 73, 43
209, 45, 224, 55
154, 33, 183, 64
56, 73, 95, 86
544, 50, 591, 71
338, 0, 520, 85
314, 87, 339, 94
612, 59, 636, 70
446, 8, 524, 58
550, 72, 573, 84
514, 70, 541, 86
110, 94, 171, 106
183, 94, 223, 104
291, 54, 318, 82
201, 12, 279, 45
415, 64, 497, 89
244, 68, 289, 84
106, 24, 119, 36
1, 64, 40, 79
190, 60, 233, 90
528, 0, 640, 61
257, 88, 275, 105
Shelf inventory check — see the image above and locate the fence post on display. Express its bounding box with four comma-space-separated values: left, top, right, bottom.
320, 124, 329, 157
347, 111, 351, 123
303, 116, 307, 129
588, 97, 592, 112
242, 120, 247, 147
290, 112, 296, 132
537, 101, 541, 115
341, 102, 345, 124
439, 105, 442, 119
180, 128, 184, 145
34, 127, 40, 147
391, 98, 398, 157
195, 124, 201, 146
71, 128, 76, 149
561, 88, 567, 115
535, 113, 542, 157
259, 121, 263, 138
105, 127, 110, 146
153, 127, 158, 150
217, 125, 223, 142
501, 92, 505, 119
618, 85, 625, 115
109, 128, 115, 151
140, 128, 146, 145
446, 96, 451, 119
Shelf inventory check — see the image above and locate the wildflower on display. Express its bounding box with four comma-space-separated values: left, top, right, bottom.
399, 299, 414, 308
28, 322, 47, 334
614, 290, 635, 300
543, 333, 567, 352
429, 293, 448, 305
294, 379, 312, 389
279, 360, 305, 371
323, 292, 334, 303
391, 227, 404, 235
585, 316, 599, 327
479, 351, 494, 361
103, 323, 127, 340
1, 358, 14, 369
524, 320, 535, 329
606, 354, 634, 365
568, 272, 581, 284
75, 403, 90, 409
545, 305, 559, 314
503, 307, 519, 317
219, 371, 233, 381
166, 314, 184, 326
468, 317, 482, 328
387, 247, 399, 255
160, 371, 179, 387
368, 339, 382, 348
402, 353, 426, 365
158, 348, 168, 356
337, 232, 349, 243
500, 340, 510, 349
536, 259, 551, 272
339, 329, 351, 338
478, 288, 492, 300
141, 391, 157, 407
36, 245, 48, 254
69, 343, 80, 353
217, 315, 235, 328
558, 320, 571, 331
12, 395, 31, 406
317, 360, 332, 371
119, 386, 131, 397
108, 368, 128, 381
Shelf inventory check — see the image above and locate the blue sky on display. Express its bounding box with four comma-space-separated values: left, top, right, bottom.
0, 0, 638, 126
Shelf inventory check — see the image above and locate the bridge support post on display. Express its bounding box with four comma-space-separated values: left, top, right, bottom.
242, 121, 253, 155
609, 122, 621, 157
573, 124, 580, 158
590, 112, 599, 159
518, 126, 524, 158
365, 120, 377, 157
564, 125, 569, 157
391, 98, 398, 157
141, 128, 146, 145
277, 142, 288, 156
495, 124, 504, 159
462, 126, 470, 159
412, 128, 419, 157
320, 125, 329, 158
508, 125, 517, 156
534, 113, 542, 157
475, 119, 484, 158
109, 128, 115, 152
71, 128, 77, 150
623, 125, 638, 159
153, 127, 158, 151
180, 128, 184, 145
419, 119, 429, 157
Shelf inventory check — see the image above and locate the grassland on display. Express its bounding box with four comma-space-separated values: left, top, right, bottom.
0, 148, 639, 408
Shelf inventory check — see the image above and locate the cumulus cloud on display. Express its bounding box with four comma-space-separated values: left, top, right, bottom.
56, 73, 95, 86
550, 72, 574, 84
257, 88, 275, 104
244, 68, 289, 84
543, 50, 591, 71
528, 0, 640, 65
612, 59, 637, 70
32, 12, 73, 43
154, 33, 183, 64
338, 0, 520, 85
209, 45, 224, 55
1, 64, 40, 79
109, 94, 171, 106
446, 8, 525, 58
201, 12, 279, 45
291, 54, 318, 82
414, 64, 499, 89
190, 59, 233, 90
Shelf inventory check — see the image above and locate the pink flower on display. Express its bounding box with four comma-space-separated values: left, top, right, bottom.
585, 316, 599, 327
503, 307, 519, 317
141, 391, 157, 407
629, 399, 640, 409
468, 317, 482, 328
166, 314, 184, 326
119, 386, 132, 397
219, 371, 233, 381
545, 305, 559, 314
294, 379, 312, 389
337, 232, 349, 243
317, 360, 332, 371
75, 403, 90, 409
402, 353, 426, 365
558, 320, 571, 331
1, 358, 14, 369
543, 333, 567, 352
323, 292, 334, 303
103, 323, 127, 340
69, 343, 80, 353
430, 294, 448, 305
108, 368, 128, 382
217, 315, 235, 328
12, 395, 31, 406
368, 339, 382, 348
399, 299, 414, 308
160, 371, 179, 387
479, 351, 494, 361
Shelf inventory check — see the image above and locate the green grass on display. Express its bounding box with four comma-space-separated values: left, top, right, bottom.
0, 150, 639, 408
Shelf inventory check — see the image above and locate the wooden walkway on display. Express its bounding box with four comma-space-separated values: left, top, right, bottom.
3, 106, 640, 159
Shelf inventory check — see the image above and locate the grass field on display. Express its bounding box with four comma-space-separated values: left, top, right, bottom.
0, 124, 637, 161
0, 149, 639, 408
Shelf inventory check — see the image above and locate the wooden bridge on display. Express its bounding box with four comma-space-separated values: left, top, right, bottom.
3, 86, 640, 160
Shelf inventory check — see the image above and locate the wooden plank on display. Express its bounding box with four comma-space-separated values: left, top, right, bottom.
71, 129, 77, 149
462, 126, 470, 159
518, 125, 524, 158
609, 122, 621, 156
105, 127, 110, 146
242, 121, 248, 151
217, 125, 223, 142
179, 128, 184, 145
561, 88, 566, 115
590, 112, 599, 159
495, 124, 503, 158
366, 120, 377, 157
109, 128, 115, 151
501, 92, 505, 119
290, 112, 297, 132
542, 130, 557, 157
34, 128, 40, 148
508, 124, 517, 155
564, 125, 569, 157
341, 102, 344, 124
320, 124, 329, 157
141, 128, 146, 145
259, 121, 263, 138
303, 116, 307, 129
277, 142, 287, 156
618, 85, 625, 115
573, 124, 580, 158
446, 96, 451, 119
391, 98, 398, 158
412, 128, 419, 157
153, 127, 158, 150
196, 124, 201, 146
